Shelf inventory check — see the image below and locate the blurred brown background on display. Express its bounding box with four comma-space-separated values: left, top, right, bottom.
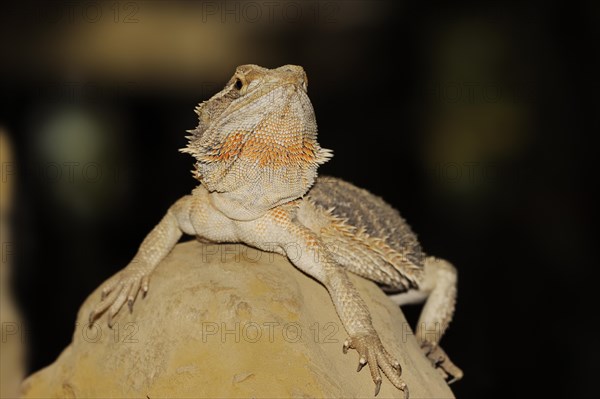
1, 1, 598, 397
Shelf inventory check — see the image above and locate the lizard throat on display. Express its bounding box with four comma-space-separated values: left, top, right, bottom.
192, 148, 329, 220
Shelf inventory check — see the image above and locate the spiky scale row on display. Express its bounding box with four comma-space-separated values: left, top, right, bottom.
309, 177, 424, 264
305, 176, 424, 291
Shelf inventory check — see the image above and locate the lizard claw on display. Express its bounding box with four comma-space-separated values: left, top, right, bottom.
420, 342, 463, 384
357, 357, 367, 372
374, 377, 382, 396
88, 310, 96, 325
89, 263, 150, 326
343, 332, 408, 397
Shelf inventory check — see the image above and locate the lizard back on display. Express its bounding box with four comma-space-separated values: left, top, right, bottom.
308, 176, 425, 271
308, 176, 425, 291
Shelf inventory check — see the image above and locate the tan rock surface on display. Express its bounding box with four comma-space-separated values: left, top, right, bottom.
22, 241, 455, 398
1, 131, 26, 399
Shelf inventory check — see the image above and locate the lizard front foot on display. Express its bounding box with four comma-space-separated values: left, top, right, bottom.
88, 262, 151, 327
420, 342, 463, 384
343, 332, 408, 398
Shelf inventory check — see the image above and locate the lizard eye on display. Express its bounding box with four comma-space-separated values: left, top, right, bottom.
234, 78, 244, 90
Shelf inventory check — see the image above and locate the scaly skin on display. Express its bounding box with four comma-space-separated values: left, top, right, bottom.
89, 64, 462, 397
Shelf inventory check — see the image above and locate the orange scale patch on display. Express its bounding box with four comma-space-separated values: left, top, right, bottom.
220, 132, 246, 159
270, 208, 289, 222
240, 129, 318, 168
203, 131, 247, 162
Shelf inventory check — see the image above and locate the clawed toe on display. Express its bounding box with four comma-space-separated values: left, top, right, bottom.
374, 377, 382, 396
420, 342, 463, 384
88, 268, 150, 326
357, 357, 367, 372
343, 333, 408, 397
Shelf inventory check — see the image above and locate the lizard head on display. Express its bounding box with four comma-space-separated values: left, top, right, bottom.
182, 64, 333, 220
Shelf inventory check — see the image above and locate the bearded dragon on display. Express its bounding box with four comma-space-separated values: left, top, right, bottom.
89, 64, 462, 397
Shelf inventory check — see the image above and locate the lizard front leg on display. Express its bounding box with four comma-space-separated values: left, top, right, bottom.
275, 220, 408, 397
89, 195, 196, 326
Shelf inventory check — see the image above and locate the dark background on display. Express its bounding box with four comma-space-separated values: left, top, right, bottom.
1, 1, 598, 397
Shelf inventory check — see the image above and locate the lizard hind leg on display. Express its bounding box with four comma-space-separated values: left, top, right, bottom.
390, 256, 463, 383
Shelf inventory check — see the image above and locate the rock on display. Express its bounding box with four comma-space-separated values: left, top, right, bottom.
21, 241, 455, 398
1, 131, 26, 399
